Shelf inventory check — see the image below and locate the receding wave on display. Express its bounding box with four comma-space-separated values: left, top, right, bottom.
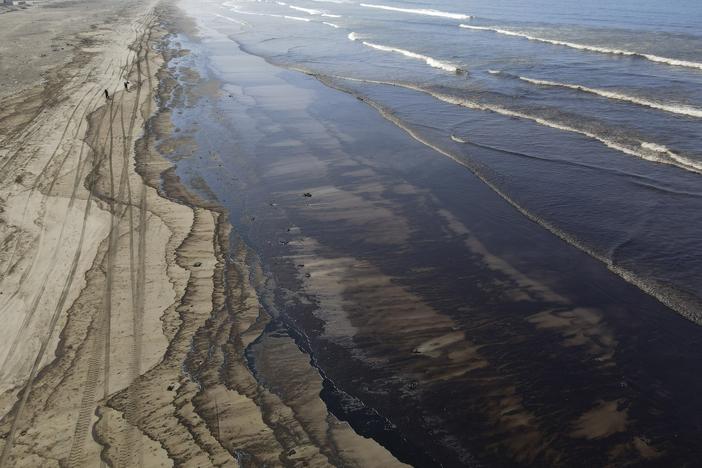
459, 24, 702, 71
330, 75, 702, 174
360, 3, 472, 20
323, 21, 340, 28
515, 75, 702, 118
360, 41, 458, 72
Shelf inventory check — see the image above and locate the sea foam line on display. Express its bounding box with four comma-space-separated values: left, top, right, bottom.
331, 75, 702, 173
459, 24, 702, 71
360, 41, 458, 72
360, 3, 472, 20
288, 4, 341, 17
516, 75, 702, 118
285, 15, 312, 21
228, 7, 311, 21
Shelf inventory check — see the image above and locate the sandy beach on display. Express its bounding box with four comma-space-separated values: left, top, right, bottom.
0, 0, 406, 466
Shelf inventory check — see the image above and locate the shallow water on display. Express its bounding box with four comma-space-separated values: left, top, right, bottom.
199, 0, 702, 324
168, 0, 702, 465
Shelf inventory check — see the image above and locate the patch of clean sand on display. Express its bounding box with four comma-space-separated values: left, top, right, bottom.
571, 400, 628, 439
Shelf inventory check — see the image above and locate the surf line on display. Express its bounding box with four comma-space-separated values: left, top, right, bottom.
287, 4, 342, 17
512, 74, 702, 119
326, 74, 702, 174
360, 3, 472, 20
227, 7, 311, 22
460, 24, 702, 71
347, 33, 463, 73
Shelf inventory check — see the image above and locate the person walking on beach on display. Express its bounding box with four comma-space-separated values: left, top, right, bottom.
104, 89, 109, 100
124, 80, 130, 91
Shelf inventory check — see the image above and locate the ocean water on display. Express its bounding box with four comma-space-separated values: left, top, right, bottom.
205, 0, 702, 324
169, 0, 702, 465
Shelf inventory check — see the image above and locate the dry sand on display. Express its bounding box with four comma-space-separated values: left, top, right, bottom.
0, 0, 407, 466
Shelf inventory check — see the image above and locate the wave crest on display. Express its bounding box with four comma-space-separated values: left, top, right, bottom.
360, 3, 472, 20
360, 41, 458, 72
513, 75, 702, 118
460, 24, 702, 71
332, 75, 702, 174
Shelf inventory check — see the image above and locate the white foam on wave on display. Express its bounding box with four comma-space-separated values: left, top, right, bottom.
228, 7, 311, 21
360, 41, 458, 72
641, 143, 702, 171
459, 24, 702, 71
289, 5, 323, 14
286, 4, 341, 16
435, 90, 702, 173
284, 15, 312, 21
348, 31, 360, 41
516, 75, 702, 119
360, 3, 472, 20
332, 75, 702, 174
323, 21, 340, 28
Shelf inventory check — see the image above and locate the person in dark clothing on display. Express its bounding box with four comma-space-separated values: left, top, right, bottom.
124, 81, 130, 91
104, 89, 109, 100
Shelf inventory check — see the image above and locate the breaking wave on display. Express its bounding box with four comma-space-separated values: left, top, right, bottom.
227, 7, 309, 21
330, 75, 702, 174
515, 75, 702, 118
459, 24, 702, 71
360, 41, 459, 72
360, 3, 472, 20
288, 4, 341, 17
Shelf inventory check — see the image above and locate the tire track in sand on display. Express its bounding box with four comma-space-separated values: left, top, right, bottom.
66, 13, 155, 467
0, 35, 147, 464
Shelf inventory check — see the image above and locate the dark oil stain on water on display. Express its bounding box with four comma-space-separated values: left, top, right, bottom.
161, 0, 702, 466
